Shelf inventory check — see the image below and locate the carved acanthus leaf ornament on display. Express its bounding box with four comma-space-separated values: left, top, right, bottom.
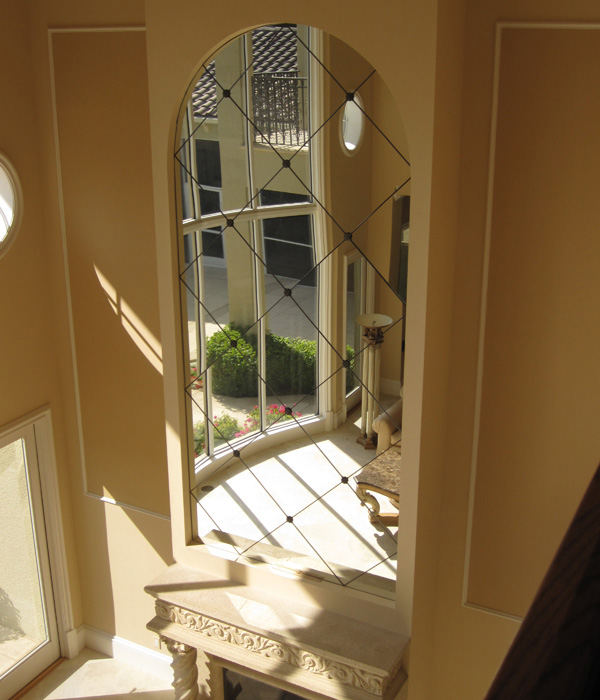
156, 602, 386, 695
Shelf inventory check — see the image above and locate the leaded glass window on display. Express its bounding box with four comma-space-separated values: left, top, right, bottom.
176, 24, 410, 598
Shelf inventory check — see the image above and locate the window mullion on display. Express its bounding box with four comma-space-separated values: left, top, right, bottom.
244, 32, 268, 430
251, 219, 267, 431
186, 104, 202, 220
192, 228, 214, 456
183, 201, 318, 235
243, 33, 256, 208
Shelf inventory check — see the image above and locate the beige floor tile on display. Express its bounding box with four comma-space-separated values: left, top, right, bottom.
17, 649, 173, 700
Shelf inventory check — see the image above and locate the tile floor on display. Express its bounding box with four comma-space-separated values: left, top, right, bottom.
15, 649, 173, 700
192, 405, 399, 597
0, 629, 39, 679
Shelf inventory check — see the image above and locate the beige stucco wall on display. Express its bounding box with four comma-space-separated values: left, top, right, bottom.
0, 0, 84, 633
1, 0, 599, 697
420, 2, 600, 699
0, 0, 174, 651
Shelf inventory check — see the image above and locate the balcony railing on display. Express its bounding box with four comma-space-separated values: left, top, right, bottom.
252, 72, 308, 147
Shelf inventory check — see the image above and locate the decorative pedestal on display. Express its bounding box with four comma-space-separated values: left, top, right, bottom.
356, 314, 393, 450
146, 565, 408, 700
160, 637, 200, 700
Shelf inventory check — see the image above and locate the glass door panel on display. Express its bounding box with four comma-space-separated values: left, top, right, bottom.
0, 427, 59, 700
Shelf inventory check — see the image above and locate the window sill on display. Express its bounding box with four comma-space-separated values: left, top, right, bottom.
193, 414, 325, 482
145, 563, 408, 700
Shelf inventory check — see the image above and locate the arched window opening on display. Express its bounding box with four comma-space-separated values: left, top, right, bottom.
0, 153, 22, 257
175, 24, 411, 598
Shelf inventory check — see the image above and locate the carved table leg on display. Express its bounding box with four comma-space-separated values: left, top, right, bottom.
356, 485, 381, 520
161, 636, 200, 700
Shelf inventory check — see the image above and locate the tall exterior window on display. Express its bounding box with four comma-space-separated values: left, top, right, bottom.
176, 24, 411, 597
179, 25, 320, 459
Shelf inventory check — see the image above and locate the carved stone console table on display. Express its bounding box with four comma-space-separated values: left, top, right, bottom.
146, 564, 408, 700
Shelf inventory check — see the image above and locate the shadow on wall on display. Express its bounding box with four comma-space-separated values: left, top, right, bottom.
0, 586, 24, 640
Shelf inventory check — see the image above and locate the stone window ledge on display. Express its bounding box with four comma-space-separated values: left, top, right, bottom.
145, 564, 408, 700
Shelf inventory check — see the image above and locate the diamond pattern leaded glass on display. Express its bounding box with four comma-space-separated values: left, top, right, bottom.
176, 24, 410, 598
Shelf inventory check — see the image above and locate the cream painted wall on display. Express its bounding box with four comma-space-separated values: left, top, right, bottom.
0, 0, 83, 632
0, 0, 174, 655
3, 0, 600, 697
368, 74, 410, 388
51, 29, 169, 515
421, 2, 600, 699
326, 34, 377, 413
469, 25, 600, 617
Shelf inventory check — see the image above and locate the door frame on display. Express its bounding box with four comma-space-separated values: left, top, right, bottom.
0, 407, 77, 677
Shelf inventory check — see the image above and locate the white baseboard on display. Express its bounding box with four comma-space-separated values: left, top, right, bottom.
64, 625, 86, 658
84, 625, 173, 682
326, 406, 347, 431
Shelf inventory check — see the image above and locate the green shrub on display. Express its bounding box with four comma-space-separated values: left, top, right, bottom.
265, 332, 316, 395
206, 325, 258, 397
206, 324, 355, 398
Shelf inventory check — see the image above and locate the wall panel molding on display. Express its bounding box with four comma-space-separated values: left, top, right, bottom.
463, 21, 600, 618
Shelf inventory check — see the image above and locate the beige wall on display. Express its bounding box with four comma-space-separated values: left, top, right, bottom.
2, 0, 600, 696
419, 2, 600, 699
0, 0, 83, 631
468, 25, 600, 617
0, 0, 174, 652
51, 29, 169, 515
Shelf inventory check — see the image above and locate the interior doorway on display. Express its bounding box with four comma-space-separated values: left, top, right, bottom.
0, 419, 61, 700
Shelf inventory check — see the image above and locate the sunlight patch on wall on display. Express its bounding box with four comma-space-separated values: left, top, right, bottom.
95, 265, 163, 374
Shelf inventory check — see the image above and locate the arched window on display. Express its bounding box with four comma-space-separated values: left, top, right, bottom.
0, 153, 22, 257
175, 24, 411, 598
178, 25, 324, 459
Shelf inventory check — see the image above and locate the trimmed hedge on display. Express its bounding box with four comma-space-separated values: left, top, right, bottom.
265, 332, 316, 395
205, 326, 257, 397
206, 324, 355, 398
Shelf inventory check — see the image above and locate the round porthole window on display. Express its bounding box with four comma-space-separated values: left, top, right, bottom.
341, 93, 365, 154
0, 153, 22, 256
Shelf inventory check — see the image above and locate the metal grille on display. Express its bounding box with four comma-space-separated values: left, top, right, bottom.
252, 72, 308, 146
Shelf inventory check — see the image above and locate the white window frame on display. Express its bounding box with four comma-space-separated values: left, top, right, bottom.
180, 27, 331, 481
